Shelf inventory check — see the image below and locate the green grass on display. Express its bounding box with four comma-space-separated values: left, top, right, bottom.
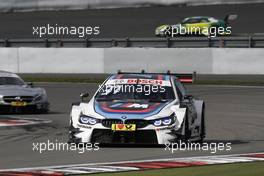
75, 162, 264, 176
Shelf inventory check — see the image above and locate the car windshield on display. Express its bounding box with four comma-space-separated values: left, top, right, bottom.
0, 77, 25, 85
182, 18, 202, 24
95, 84, 175, 102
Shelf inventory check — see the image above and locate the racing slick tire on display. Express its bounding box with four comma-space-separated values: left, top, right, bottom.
183, 112, 192, 142
198, 104, 206, 143
39, 103, 50, 114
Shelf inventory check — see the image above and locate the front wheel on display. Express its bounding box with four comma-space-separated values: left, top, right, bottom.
183, 115, 191, 142
38, 102, 50, 114
198, 105, 206, 143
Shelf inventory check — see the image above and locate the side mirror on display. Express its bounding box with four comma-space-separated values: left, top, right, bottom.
80, 93, 89, 102
27, 82, 34, 87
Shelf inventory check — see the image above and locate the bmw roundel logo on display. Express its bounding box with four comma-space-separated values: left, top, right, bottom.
15, 96, 21, 101
121, 116, 127, 120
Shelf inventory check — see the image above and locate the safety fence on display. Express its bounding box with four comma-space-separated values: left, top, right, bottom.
1, 35, 264, 48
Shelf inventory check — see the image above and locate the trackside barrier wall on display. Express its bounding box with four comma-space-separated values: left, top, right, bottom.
0, 0, 264, 12
0, 48, 104, 73
1, 48, 264, 74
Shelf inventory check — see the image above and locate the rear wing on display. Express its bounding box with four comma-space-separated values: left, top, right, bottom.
117, 70, 196, 83
224, 14, 238, 23
173, 72, 196, 83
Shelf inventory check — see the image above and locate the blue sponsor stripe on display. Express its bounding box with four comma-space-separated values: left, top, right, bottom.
94, 101, 170, 119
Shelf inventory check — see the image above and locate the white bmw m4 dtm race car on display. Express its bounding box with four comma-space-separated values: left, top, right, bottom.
69, 71, 205, 144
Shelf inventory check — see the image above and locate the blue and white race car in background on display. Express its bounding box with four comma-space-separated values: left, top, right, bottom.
69, 71, 205, 144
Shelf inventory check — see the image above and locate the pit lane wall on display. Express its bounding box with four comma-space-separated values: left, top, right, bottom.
1, 48, 264, 75
0, 0, 263, 12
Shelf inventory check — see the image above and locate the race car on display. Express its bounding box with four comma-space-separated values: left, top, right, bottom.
155, 15, 237, 37
0, 70, 49, 113
69, 71, 205, 144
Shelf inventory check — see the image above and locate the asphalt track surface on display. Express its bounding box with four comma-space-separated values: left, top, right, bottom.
0, 83, 264, 169
0, 3, 264, 39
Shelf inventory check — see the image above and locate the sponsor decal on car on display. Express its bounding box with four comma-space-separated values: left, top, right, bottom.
105, 79, 171, 86
98, 102, 162, 114
11, 101, 27, 107
111, 124, 136, 131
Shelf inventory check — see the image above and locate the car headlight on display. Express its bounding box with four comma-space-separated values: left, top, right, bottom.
0, 95, 3, 102
79, 114, 99, 125
153, 114, 175, 127
154, 120, 162, 126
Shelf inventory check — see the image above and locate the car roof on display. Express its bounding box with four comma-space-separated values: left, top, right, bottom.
185, 16, 211, 19
0, 70, 19, 78
183, 16, 218, 22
